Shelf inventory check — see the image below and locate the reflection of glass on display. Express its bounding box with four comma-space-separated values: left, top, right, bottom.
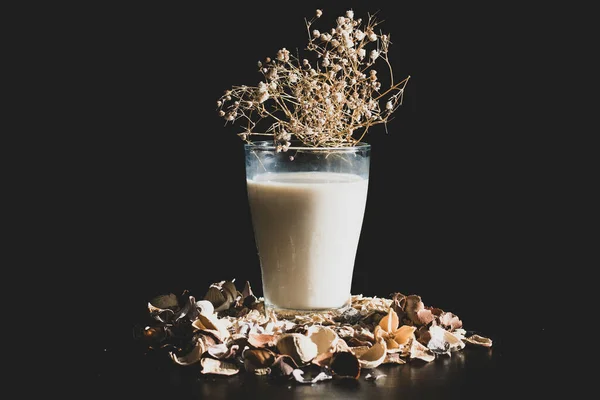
245, 141, 370, 315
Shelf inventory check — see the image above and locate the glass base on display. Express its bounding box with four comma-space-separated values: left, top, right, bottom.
263, 298, 353, 320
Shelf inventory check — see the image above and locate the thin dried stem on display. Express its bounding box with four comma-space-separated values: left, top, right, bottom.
217, 9, 410, 151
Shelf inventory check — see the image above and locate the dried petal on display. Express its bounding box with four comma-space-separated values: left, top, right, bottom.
330, 351, 361, 379
382, 352, 406, 365
307, 325, 339, 355
200, 358, 240, 376
270, 355, 298, 377
276, 333, 318, 365
410, 338, 435, 362
393, 325, 417, 346
291, 369, 332, 384
248, 333, 278, 348
169, 339, 205, 366
243, 348, 276, 373
439, 312, 463, 331
356, 338, 387, 369
365, 372, 387, 381
463, 334, 493, 348
378, 308, 399, 333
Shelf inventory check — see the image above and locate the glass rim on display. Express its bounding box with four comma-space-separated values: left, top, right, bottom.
244, 140, 371, 151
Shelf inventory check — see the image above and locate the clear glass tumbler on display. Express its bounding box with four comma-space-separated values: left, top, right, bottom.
244, 141, 371, 316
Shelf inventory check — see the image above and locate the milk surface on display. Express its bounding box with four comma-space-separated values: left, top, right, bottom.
247, 171, 369, 310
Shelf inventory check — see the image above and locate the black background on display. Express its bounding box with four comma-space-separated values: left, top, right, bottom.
58, 1, 558, 354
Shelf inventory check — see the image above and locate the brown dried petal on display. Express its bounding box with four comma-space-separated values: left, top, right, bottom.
270, 355, 298, 377
393, 325, 417, 346
149, 293, 179, 310
311, 351, 334, 367
244, 348, 276, 373
307, 325, 339, 355
404, 295, 424, 314
204, 287, 226, 310
169, 339, 205, 366
356, 338, 387, 369
463, 334, 493, 348
276, 333, 318, 365
330, 351, 361, 379
439, 312, 463, 331
378, 308, 399, 333
410, 338, 435, 363
382, 352, 406, 365
415, 309, 435, 326
248, 333, 278, 348
347, 337, 373, 348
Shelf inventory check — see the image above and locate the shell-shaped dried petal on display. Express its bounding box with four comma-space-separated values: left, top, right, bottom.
222, 280, 238, 302
336, 325, 355, 339
356, 338, 387, 369
204, 287, 226, 309
334, 338, 351, 353
149, 293, 179, 310
404, 295, 424, 314
427, 325, 465, 354
206, 343, 237, 359
248, 333, 278, 348
439, 312, 463, 331
378, 308, 399, 333
393, 325, 417, 346
330, 351, 361, 379
192, 313, 230, 340
276, 333, 318, 365
382, 352, 406, 365
270, 355, 298, 377
307, 325, 339, 355
348, 345, 371, 358
347, 337, 373, 348
415, 309, 435, 326
244, 348, 276, 373
410, 338, 435, 362
200, 357, 239, 376
195, 300, 214, 316
463, 334, 493, 347
312, 351, 334, 367
169, 339, 205, 366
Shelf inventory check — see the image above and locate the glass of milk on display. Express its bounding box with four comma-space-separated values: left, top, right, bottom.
245, 141, 370, 315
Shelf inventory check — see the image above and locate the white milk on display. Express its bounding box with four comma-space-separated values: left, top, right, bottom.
246, 171, 369, 310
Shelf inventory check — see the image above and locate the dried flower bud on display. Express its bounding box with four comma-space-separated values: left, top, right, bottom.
355, 30, 365, 41
315, 9, 322, 18
216, 101, 222, 106
368, 32, 377, 42
346, 10, 354, 19
386, 101, 393, 110
312, 29, 320, 38
357, 48, 366, 59
218, 111, 225, 117
370, 50, 379, 60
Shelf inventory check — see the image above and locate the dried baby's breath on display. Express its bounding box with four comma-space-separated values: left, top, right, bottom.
217, 9, 410, 151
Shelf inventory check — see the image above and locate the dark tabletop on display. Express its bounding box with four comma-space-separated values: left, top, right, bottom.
91, 320, 549, 400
